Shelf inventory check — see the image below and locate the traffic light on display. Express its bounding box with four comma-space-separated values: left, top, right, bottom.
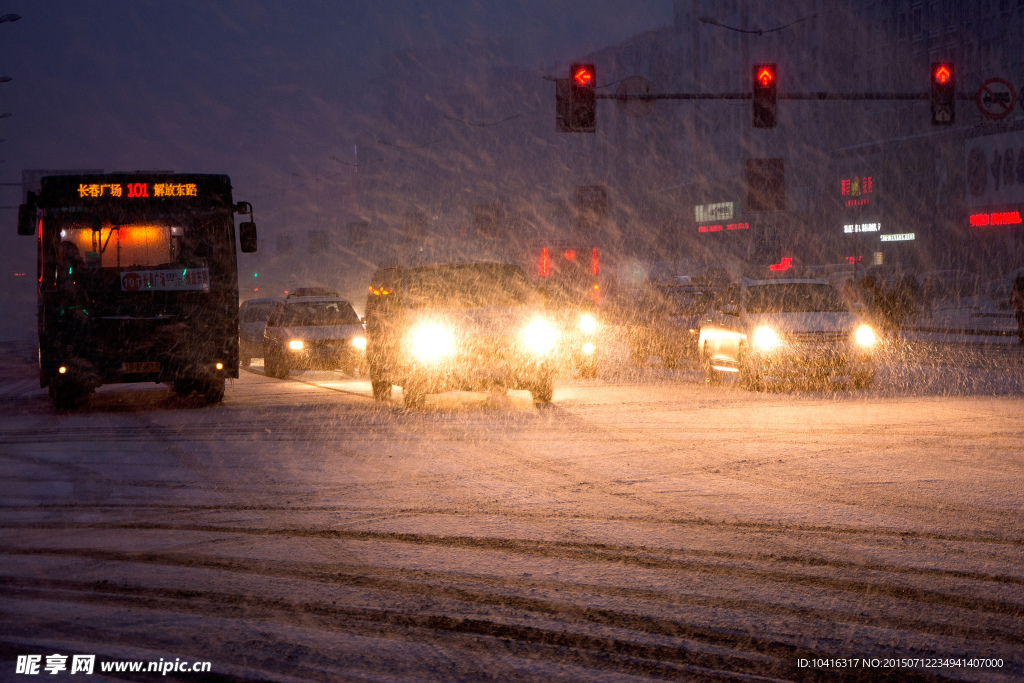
931, 62, 955, 125
556, 64, 596, 132
752, 64, 777, 129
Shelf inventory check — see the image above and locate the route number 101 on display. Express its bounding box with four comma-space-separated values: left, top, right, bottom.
127, 183, 149, 198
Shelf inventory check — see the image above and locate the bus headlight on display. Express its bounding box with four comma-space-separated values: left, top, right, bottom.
410, 323, 456, 362
351, 336, 367, 350
578, 313, 598, 334
752, 326, 780, 352
288, 340, 304, 351
523, 319, 558, 355
855, 324, 877, 347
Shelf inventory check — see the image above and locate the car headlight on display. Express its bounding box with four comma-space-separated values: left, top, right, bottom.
752, 326, 780, 352
523, 319, 558, 355
288, 340, 304, 351
578, 313, 598, 334
351, 336, 367, 350
410, 323, 456, 362
854, 324, 877, 347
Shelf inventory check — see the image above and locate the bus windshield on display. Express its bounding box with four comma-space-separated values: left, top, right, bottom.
53, 212, 224, 271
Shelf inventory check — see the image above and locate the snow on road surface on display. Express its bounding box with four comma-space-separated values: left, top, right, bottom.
1, 340, 1023, 681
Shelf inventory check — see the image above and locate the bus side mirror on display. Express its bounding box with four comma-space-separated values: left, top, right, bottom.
17, 192, 36, 236
239, 221, 257, 253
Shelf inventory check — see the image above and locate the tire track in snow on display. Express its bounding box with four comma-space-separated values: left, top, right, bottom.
4, 522, 1023, 621
0, 574, 939, 683
3, 546, 1021, 649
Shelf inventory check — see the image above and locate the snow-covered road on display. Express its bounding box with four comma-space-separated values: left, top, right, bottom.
1, 345, 1023, 681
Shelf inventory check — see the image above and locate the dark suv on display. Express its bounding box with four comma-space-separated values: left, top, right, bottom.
365, 261, 557, 407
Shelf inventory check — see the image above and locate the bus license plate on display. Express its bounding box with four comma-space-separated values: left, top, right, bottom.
123, 362, 160, 374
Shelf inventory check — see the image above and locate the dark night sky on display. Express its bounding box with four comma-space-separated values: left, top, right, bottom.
0, 1, 672, 194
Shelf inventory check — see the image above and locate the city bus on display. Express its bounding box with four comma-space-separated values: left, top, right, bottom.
17, 173, 257, 409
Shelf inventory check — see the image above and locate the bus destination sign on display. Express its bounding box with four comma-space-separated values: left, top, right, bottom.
77, 182, 198, 199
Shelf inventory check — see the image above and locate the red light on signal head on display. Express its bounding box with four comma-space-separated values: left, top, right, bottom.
933, 64, 952, 84
573, 67, 594, 87
756, 66, 775, 87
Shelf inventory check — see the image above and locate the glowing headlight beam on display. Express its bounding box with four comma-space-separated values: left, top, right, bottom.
523, 319, 558, 355
752, 326, 780, 352
410, 323, 456, 362
351, 336, 367, 350
855, 324, 877, 346
578, 313, 598, 334
288, 340, 304, 351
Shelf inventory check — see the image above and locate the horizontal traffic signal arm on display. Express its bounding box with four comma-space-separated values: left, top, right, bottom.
596, 92, 972, 100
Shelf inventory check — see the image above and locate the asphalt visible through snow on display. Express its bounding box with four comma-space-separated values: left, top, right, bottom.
1, 341, 1023, 682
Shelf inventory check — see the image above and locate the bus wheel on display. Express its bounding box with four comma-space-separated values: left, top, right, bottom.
198, 378, 225, 403
49, 381, 88, 411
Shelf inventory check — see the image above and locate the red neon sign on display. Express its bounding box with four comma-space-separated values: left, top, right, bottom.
970, 211, 1022, 227
539, 247, 550, 277
768, 257, 793, 272
591, 247, 599, 275
699, 222, 747, 233
573, 67, 594, 87
563, 250, 576, 260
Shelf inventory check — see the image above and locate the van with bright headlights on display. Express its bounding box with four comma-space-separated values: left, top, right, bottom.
365, 261, 558, 408
698, 278, 877, 390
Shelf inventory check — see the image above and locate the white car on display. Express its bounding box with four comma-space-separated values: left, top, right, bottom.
698, 278, 878, 390
263, 294, 366, 378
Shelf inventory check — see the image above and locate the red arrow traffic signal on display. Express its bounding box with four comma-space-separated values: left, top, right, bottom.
752, 64, 777, 128
573, 65, 594, 87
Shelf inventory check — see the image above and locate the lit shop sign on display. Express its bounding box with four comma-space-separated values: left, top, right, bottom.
76, 183, 199, 199
694, 201, 738, 223
843, 222, 880, 233
698, 222, 749, 233
880, 233, 915, 242
969, 210, 1022, 226
840, 175, 874, 207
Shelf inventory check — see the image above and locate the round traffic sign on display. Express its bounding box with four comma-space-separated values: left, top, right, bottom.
976, 78, 1017, 119
616, 76, 655, 118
